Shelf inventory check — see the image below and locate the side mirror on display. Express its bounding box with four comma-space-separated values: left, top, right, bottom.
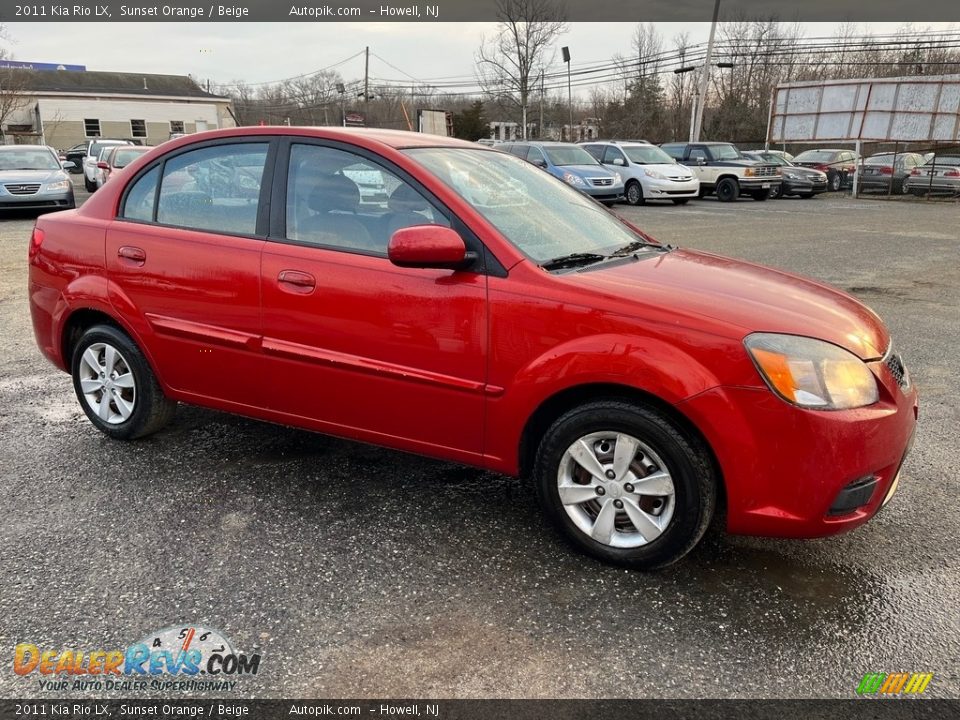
60, 160, 75, 169
531, 158, 547, 168
96, 162, 109, 169
696, 157, 707, 166
388, 225, 476, 271
611, 157, 625, 166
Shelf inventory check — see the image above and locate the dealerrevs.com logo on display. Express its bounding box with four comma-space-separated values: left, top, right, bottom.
14, 626, 261, 692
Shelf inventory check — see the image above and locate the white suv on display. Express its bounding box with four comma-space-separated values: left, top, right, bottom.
579, 141, 699, 206
82, 139, 133, 192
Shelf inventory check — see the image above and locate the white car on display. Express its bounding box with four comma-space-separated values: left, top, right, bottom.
82, 139, 133, 192
580, 141, 700, 205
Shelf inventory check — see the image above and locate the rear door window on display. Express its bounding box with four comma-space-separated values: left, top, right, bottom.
155, 143, 268, 235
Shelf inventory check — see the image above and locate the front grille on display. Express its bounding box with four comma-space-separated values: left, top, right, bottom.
4, 183, 41, 196
884, 349, 910, 390
590, 178, 613, 187
755, 166, 779, 177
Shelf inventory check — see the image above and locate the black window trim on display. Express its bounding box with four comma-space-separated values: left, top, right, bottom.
115, 135, 278, 242
268, 136, 506, 277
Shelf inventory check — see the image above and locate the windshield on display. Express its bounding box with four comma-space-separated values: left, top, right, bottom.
623, 145, 676, 165
113, 148, 149, 167
405, 148, 649, 264
709, 144, 743, 161
0, 149, 59, 171
794, 150, 838, 163
90, 141, 126, 158
543, 145, 599, 167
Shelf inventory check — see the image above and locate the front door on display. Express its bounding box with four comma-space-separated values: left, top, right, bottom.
259, 141, 488, 462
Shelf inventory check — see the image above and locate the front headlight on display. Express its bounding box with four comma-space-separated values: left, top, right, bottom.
745, 333, 879, 410
783, 171, 801, 181
743, 168, 756, 177
644, 169, 667, 180
562, 172, 586, 187
612, 172, 622, 184
45, 180, 71, 192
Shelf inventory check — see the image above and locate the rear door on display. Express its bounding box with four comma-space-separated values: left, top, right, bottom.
106, 138, 274, 407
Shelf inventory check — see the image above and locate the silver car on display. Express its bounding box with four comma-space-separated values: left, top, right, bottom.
0, 145, 75, 213
905, 155, 960, 197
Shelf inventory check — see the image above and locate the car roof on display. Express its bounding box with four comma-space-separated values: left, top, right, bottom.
0, 144, 54, 152
155, 126, 484, 153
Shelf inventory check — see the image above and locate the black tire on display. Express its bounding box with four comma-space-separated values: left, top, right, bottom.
715, 178, 739, 203
624, 180, 644, 206
799, 193, 816, 199
84, 175, 96, 193
828, 172, 841, 192
897, 178, 910, 195
671, 198, 690, 205
769, 183, 782, 199
71, 324, 176, 440
533, 400, 718, 570
750, 190, 770, 201
601, 200, 616, 207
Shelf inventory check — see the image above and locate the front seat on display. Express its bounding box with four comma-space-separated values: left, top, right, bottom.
383, 183, 435, 239
299, 174, 376, 252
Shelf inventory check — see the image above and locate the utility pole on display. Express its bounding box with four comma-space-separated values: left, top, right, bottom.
692, 0, 721, 142
562, 47, 572, 141
364, 46, 370, 118
538, 70, 544, 139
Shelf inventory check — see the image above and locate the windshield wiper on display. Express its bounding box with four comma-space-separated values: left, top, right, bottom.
541, 252, 608, 271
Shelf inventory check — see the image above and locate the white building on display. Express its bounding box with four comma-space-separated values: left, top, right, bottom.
2, 67, 235, 149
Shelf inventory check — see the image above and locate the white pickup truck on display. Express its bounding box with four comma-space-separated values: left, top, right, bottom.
660, 142, 782, 202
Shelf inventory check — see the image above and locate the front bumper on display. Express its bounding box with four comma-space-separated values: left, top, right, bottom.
678, 357, 918, 538
583, 183, 625, 201
739, 177, 782, 190
0, 188, 74, 211
783, 177, 827, 195
644, 178, 700, 198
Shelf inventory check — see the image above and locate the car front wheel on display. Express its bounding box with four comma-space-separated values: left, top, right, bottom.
84, 176, 96, 192
71, 324, 177, 440
625, 181, 644, 206
829, 172, 842, 191
534, 400, 717, 569
715, 178, 739, 202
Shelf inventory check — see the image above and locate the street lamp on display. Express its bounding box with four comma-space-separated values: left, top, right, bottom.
562, 46, 572, 141
692, 0, 722, 142
675, 59, 733, 143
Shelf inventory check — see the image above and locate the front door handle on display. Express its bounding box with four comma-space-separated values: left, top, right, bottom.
118, 246, 146, 265
277, 270, 316, 293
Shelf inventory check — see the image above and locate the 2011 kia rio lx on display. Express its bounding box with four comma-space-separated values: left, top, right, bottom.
28, 128, 918, 569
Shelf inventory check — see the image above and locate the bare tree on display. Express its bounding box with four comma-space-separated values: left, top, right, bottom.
0, 27, 31, 143
475, 0, 568, 139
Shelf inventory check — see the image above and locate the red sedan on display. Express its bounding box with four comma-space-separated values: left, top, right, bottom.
28, 128, 917, 569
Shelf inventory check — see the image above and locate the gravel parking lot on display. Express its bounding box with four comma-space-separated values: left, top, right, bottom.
1, 183, 958, 699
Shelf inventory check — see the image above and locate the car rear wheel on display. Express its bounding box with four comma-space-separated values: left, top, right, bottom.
897, 178, 910, 194
715, 178, 739, 202
768, 183, 782, 199
84, 176, 96, 192
71, 324, 177, 440
671, 198, 690, 205
624, 181, 644, 206
829, 172, 841, 192
534, 400, 717, 569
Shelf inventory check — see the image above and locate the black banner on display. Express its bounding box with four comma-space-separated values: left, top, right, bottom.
3, 0, 960, 22
0, 700, 958, 720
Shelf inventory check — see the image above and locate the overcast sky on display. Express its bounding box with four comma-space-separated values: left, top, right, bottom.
3, 21, 955, 94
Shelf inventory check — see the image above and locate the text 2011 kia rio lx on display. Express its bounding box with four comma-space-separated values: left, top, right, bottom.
28, 128, 918, 569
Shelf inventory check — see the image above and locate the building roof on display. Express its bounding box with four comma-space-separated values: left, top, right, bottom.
12, 69, 228, 100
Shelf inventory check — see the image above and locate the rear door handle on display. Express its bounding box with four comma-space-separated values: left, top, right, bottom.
277, 270, 316, 293
118, 246, 146, 265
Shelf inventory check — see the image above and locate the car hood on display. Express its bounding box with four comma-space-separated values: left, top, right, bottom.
0, 169, 67, 184
567, 248, 888, 360
643, 163, 695, 178
559, 164, 618, 179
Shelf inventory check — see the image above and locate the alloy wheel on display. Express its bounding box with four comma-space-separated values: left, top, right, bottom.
557, 431, 676, 548
77, 342, 137, 424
